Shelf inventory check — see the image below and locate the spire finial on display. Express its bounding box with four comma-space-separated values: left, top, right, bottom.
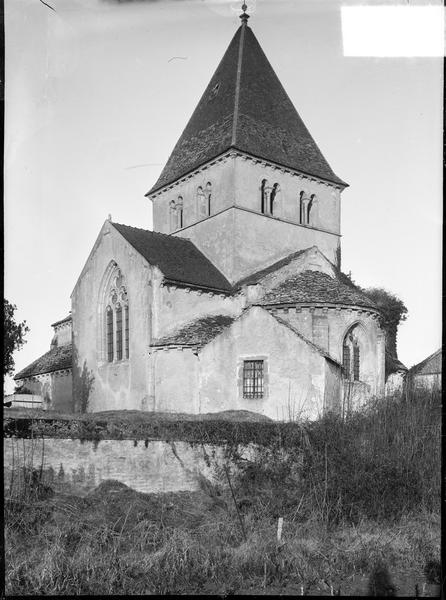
240, 2, 249, 24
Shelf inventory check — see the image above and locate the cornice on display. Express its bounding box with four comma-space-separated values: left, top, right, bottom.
147, 149, 345, 200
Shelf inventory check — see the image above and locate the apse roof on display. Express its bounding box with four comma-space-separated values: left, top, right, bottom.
14, 344, 73, 380
147, 21, 346, 195
257, 270, 379, 310
112, 222, 232, 293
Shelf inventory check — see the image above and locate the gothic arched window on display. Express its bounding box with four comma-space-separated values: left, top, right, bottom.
103, 267, 129, 363
342, 326, 361, 381
205, 182, 212, 216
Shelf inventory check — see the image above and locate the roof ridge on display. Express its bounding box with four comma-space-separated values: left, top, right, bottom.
235, 247, 314, 288
231, 23, 246, 146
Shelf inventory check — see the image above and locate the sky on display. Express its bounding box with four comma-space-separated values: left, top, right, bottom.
4, 0, 443, 393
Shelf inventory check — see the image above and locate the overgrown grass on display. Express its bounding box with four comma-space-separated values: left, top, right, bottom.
4, 388, 441, 595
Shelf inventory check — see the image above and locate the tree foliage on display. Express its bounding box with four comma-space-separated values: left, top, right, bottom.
362, 287, 408, 355
4, 300, 30, 379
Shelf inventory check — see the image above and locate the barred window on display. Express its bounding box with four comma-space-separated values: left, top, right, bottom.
243, 360, 264, 399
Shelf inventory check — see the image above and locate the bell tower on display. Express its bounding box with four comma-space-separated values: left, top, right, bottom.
146, 6, 347, 284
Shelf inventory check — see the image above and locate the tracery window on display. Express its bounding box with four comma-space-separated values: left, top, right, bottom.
342, 327, 360, 381
104, 268, 129, 362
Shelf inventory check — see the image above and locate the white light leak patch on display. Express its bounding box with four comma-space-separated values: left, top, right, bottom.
204, 0, 257, 18
341, 5, 445, 57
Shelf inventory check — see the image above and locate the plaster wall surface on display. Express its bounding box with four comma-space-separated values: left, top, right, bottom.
16, 372, 72, 412
198, 307, 327, 420
233, 156, 341, 233
175, 207, 340, 284
4, 438, 217, 496
151, 156, 234, 233
52, 322, 72, 347
152, 348, 199, 413
155, 283, 241, 339
71, 223, 153, 412
277, 307, 385, 397
410, 373, 441, 392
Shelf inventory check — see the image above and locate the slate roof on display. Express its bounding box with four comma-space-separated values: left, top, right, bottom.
14, 344, 73, 380
152, 315, 235, 347
409, 348, 442, 376
112, 222, 232, 293
257, 270, 379, 310
271, 313, 341, 366
51, 315, 72, 328
235, 248, 310, 288
147, 23, 346, 195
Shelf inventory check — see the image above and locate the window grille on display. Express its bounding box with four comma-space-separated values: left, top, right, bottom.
243, 360, 264, 399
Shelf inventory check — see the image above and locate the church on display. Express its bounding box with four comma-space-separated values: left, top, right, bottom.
14, 9, 388, 420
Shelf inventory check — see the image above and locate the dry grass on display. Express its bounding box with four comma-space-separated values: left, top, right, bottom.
5, 482, 440, 595
4, 388, 441, 595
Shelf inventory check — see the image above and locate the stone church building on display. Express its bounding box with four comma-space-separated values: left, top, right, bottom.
14, 12, 389, 420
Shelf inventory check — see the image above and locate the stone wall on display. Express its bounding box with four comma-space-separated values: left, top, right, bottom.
4, 437, 218, 496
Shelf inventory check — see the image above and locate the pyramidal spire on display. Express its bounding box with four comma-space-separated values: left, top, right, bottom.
147, 13, 346, 195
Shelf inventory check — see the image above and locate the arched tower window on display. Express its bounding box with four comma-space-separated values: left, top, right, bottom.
260, 179, 268, 214
169, 200, 177, 231
102, 265, 129, 363
307, 194, 315, 224
197, 186, 206, 219
205, 182, 212, 216
176, 196, 184, 229
270, 183, 280, 216
299, 191, 314, 225
342, 326, 361, 381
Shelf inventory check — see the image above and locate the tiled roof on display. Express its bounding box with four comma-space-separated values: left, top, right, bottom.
271, 313, 341, 366
152, 315, 235, 347
14, 344, 73, 380
51, 315, 72, 327
257, 270, 379, 311
409, 348, 442, 376
112, 223, 232, 293
147, 24, 346, 195
235, 248, 310, 288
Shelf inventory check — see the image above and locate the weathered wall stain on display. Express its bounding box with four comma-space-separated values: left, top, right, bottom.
4, 437, 218, 496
